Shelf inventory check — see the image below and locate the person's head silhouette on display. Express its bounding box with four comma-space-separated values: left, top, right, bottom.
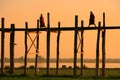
90, 11, 93, 14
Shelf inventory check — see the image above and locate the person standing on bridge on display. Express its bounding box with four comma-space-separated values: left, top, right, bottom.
88, 11, 96, 27
40, 14, 46, 28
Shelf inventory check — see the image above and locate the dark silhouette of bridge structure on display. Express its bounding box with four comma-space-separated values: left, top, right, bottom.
0, 12, 120, 77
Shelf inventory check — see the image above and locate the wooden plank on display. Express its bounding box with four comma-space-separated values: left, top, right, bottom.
80, 20, 84, 76
10, 24, 15, 74
1, 26, 120, 32
56, 22, 60, 75
24, 22, 28, 75
96, 22, 101, 77
35, 20, 39, 75
46, 12, 50, 75
74, 15, 78, 76
1, 18, 5, 75
102, 12, 106, 76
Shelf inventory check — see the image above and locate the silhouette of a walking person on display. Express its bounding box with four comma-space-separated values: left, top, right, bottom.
40, 14, 46, 28
88, 11, 96, 27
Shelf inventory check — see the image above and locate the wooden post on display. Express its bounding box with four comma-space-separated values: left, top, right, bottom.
74, 15, 78, 76
102, 12, 106, 76
10, 24, 15, 74
1, 18, 5, 75
96, 22, 101, 77
35, 20, 40, 75
56, 22, 60, 75
80, 20, 84, 76
24, 22, 28, 75
46, 12, 50, 75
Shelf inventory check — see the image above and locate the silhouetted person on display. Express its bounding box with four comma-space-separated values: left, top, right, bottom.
88, 11, 96, 27
40, 14, 45, 28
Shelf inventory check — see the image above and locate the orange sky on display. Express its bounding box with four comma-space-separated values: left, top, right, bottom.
0, 0, 120, 59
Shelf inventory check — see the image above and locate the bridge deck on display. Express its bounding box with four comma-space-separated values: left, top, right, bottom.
0, 26, 120, 32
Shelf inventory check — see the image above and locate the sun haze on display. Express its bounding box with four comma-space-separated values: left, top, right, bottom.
0, 0, 120, 59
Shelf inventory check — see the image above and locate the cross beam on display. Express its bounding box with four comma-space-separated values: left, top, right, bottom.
0, 26, 120, 32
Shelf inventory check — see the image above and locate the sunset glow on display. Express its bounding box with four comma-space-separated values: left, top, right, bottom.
0, 0, 120, 59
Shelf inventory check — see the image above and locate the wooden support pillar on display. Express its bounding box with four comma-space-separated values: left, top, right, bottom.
102, 12, 106, 76
35, 20, 40, 75
56, 22, 60, 75
24, 22, 28, 75
80, 20, 84, 76
46, 12, 50, 75
74, 15, 78, 76
96, 22, 101, 77
10, 24, 15, 74
1, 18, 5, 75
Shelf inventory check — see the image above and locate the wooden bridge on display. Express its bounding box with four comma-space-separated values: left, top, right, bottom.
0, 12, 120, 77
1, 26, 120, 31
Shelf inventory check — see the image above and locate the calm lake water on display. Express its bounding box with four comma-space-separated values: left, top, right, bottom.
4, 62, 120, 68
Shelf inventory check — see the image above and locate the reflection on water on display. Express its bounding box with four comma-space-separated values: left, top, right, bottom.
3, 62, 120, 68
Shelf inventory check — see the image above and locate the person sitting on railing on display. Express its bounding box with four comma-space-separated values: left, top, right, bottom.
88, 11, 96, 27
40, 14, 46, 28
